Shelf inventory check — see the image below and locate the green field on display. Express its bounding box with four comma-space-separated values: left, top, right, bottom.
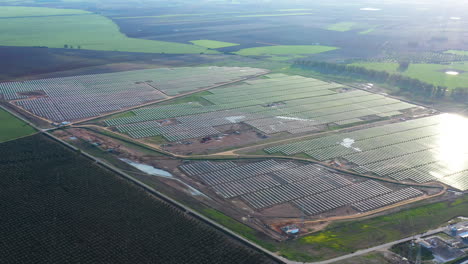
351, 61, 468, 89
277, 9, 314, 12
267, 55, 306, 61
237, 13, 314, 18
0, 6, 215, 54
444, 50, 468, 56
0, 108, 35, 143
0, 6, 89, 17
337, 252, 392, 264
295, 196, 468, 259
359, 27, 376, 35
326, 22, 357, 32
190, 39, 239, 49
235, 45, 338, 56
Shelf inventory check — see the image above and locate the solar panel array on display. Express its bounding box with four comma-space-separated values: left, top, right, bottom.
351, 188, 424, 212
106, 74, 417, 141
266, 114, 468, 191
0, 67, 266, 122
293, 180, 393, 215
179, 160, 423, 215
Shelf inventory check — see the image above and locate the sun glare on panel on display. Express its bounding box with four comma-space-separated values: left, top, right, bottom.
434, 114, 468, 177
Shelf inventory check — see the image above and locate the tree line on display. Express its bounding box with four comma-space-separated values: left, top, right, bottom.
294, 60, 468, 102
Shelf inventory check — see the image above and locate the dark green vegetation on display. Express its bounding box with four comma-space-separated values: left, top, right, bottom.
391, 241, 434, 262
0, 108, 35, 143
295, 60, 465, 101
295, 196, 468, 259
0, 134, 278, 264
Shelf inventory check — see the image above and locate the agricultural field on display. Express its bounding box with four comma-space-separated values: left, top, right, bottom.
265, 114, 468, 191
445, 50, 468, 56
0, 134, 278, 264
350, 61, 468, 89
103, 73, 419, 152
326, 22, 357, 32
179, 159, 427, 217
358, 27, 377, 35
236, 13, 314, 18
365, 52, 468, 64
0, 66, 266, 122
190, 40, 239, 49
105, 1, 468, 65
234, 45, 338, 57
0, 6, 215, 54
0, 108, 35, 143
0, 6, 89, 17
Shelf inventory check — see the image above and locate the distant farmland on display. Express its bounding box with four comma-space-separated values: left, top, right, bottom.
0, 6, 214, 54
235, 45, 338, 57
0, 134, 278, 264
350, 61, 468, 89
190, 39, 240, 49
0, 6, 89, 17
326, 22, 357, 32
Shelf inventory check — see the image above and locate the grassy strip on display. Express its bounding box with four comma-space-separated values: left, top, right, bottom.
335, 252, 392, 264
202, 208, 276, 251
297, 196, 468, 256
234, 45, 338, 56
0, 108, 36, 143
156, 90, 214, 106
446, 255, 468, 264
326, 22, 357, 32
236, 13, 313, 18
201, 208, 318, 261
76, 126, 169, 157
359, 27, 376, 35
190, 40, 239, 49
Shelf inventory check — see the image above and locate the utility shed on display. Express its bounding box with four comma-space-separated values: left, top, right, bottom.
459, 232, 468, 240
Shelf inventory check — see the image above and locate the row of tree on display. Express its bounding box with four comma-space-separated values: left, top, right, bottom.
294, 60, 467, 102
63, 44, 81, 49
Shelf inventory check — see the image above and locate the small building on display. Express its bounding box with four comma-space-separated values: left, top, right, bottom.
281, 225, 300, 235
459, 231, 468, 240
